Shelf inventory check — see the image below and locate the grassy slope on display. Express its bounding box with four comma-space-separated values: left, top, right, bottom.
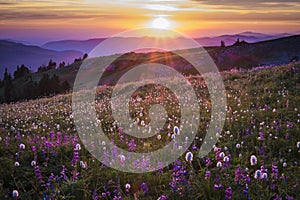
0, 63, 299, 199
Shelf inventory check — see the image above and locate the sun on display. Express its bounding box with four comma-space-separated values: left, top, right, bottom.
151, 17, 171, 29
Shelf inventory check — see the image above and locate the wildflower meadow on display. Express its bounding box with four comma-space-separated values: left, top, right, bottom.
0, 63, 299, 199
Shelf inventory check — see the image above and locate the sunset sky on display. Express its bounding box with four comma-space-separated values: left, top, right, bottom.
0, 0, 299, 44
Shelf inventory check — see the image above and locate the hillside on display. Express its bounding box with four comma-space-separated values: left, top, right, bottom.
0, 34, 299, 103
0, 63, 299, 199
209, 35, 300, 70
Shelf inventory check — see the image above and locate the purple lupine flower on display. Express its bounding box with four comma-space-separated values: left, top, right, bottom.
192, 144, 197, 151
71, 171, 80, 181
128, 139, 136, 151
245, 128, 250, 136
125, 183, 131, 197
225, 187, 232, 200
235, 165, 242, 183
215, 148, 223, 161
92, 189, 99, 200
72, 150, 79, 166
264, 104, 269, 110
45, 140, 53, 148
45, 173, 56, 190
16, 132, 21, 140
260, 165, 268, 174
205, 157, 211, 167
34, 165, 44, 185
74, 143, 81, 151
214, 184, 222, 190
169, 160, 189, 195
141, 156, 150, 169
270, 183, 276, 190
56, 132, 62, 146
244, 174, 251, 183
273, 194, 282, 200
5, 135, 10, 148
64, 135, 69, 144
271, 165, 278, 180
285, 133, 290, 140
285, 195, 294, 200
287, 122, 293, 129
113, 189, 122, 200
49, 131, 55, 139
31, 146, 36, 151
60, 165, 68, 180
223, 156, 230, 167
158, 195, 168, 200
258, 131, 265, 140
141, 182, 149, 193
243, 183, 249, 195
205, 171, 211, 180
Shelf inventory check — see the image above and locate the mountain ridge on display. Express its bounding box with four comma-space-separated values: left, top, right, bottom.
41, 32, 295, 53
0, 40, 83, 76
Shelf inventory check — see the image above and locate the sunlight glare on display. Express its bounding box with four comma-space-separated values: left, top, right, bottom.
151, 17, 171, 29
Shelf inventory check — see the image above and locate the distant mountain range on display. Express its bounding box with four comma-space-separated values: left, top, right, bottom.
0, 31, 299, 77
195, 32, 293, 47
0, 40, 83, 76
41, 32, 293, 53
42, 38, 106, 54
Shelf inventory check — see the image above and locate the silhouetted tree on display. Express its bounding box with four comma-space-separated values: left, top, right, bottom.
38, 74, 50, 96
59, 61, 66, 68
74, 57, 82, 63
47, 59, 56, 70
37, 74, 64, 96
23, 80, 38, 99
233, 38, 248, 46
61, 80, 71, 93
49, 74, 61, 94
290, 56, 299, 63
221, 40, 226, 47
3, 68, 13, 102
38, 64, 47, 72
83, 53, 88, 60
13, 64, 30, 79
233, 38, 240, 46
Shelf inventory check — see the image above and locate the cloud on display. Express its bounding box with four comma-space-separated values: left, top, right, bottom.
0, 0, 18, 4
187, 11, 300, 22
0, 8, 130, 21
192, 0, 300, 10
